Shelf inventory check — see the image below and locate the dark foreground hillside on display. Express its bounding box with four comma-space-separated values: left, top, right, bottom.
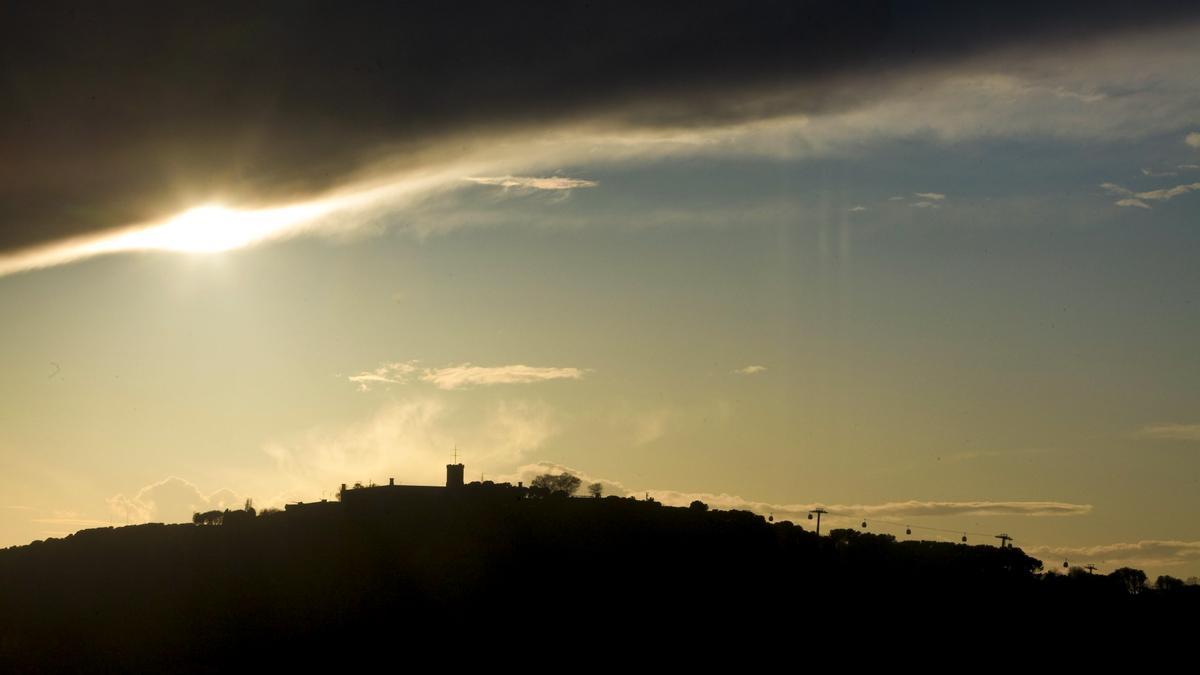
2, 494, 1196, 670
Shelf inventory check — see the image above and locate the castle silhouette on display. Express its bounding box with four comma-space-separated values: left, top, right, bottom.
283, 463, 529, 517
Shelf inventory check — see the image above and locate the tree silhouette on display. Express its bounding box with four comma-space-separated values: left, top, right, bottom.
1155, 575, 1185, 592
587, 482, 603, 498
1109, 567, 1148, 595
192, 510, 223, 526
530, 473, 581, 497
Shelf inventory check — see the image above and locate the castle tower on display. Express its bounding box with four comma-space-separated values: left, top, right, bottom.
446, 463, 464, 489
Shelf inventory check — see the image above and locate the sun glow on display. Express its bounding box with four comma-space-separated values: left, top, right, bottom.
131, 203, 330, 253
0, 198, 351, 276
141, 205, 264, 253
0, 167, 450, 277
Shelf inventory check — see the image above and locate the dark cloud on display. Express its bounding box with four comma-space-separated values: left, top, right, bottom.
3, 1, 1199, 252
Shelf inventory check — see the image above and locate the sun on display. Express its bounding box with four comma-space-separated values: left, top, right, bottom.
145, 205, 260, 253
131, 202, 329, 254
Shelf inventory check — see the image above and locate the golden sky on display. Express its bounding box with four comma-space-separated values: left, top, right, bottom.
2, 3, 1200, 579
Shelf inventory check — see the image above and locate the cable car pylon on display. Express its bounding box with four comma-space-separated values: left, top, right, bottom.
808, 508, 828, 536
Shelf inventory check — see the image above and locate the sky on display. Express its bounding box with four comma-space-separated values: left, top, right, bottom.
2, 1, 1200, 580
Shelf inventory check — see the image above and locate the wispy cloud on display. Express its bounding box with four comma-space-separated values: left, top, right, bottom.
604, 399, 732, 447
465, 175, 598, 190
347, 361, 421, 391
1186, 131, 1200, 149
848, 205, 867, 212
263, 399, 559, 503
1116, 198, 1151, 209
1101, 180, 1200, 208
1137, 423, 1200, 441
906, 192, 947, 209
348, 361, 588, 391
734, 365, 768, 375
422, 364, 588, 390
1133, 182, 1200, 201
1026, 540, 1200, 571
609, 406, 678, 446
475, 400, 563, 465
1142, 168, 1177, 177
264, 399, 451, 497
645, 496, 1093, 521
834, 500, 1091, 517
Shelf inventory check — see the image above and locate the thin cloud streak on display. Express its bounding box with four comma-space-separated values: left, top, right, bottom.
347, 362, 422, 392
1116, 198, 1152, 209
465, 175, 597, 190
1134, 182, 1200, 201
1137, 423, 1200, 441
502, 462, 1091, 520
648, 495, 1093, 520
1026, 540, 1200, 570
422, 364, 589, 390
349, 361, 588, 391
1101, 180, 1200, 208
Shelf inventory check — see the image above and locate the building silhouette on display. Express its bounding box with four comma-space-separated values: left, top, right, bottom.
284, 463, 526, 517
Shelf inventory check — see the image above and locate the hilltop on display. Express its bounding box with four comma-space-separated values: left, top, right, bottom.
2, 468, 1196, 669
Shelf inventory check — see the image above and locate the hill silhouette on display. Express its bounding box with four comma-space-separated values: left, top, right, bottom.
2, 470, 1197, 669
